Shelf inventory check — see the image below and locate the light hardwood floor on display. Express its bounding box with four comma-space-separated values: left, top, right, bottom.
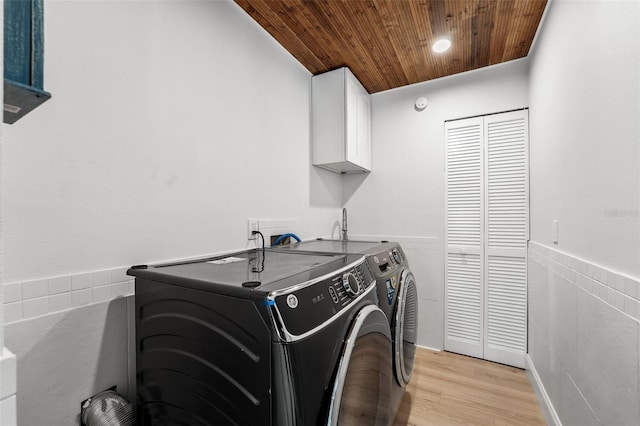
393, 348, 546, 426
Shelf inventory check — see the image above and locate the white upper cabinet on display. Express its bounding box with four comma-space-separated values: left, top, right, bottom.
312, 67, 371, 174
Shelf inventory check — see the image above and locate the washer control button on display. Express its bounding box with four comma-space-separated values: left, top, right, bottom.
328, 286, 339, 304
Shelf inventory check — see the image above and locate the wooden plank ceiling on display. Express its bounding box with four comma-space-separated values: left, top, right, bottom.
234, 0, 547, 93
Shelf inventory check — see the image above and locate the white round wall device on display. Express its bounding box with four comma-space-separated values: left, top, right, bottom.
415, 97, 428, 111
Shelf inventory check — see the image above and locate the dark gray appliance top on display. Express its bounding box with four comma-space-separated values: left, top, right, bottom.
276, 238, 387, 255
128, 249, 363, 296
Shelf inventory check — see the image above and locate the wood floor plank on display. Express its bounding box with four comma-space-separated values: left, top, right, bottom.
393, 348, 546, 426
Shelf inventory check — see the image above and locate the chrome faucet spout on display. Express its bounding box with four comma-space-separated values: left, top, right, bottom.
342, 208, 348, 241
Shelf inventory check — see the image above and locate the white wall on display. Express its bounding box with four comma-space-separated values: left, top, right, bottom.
529, 0, 640, 277
3, 0, 341, 283
527, 1, 640, 424
344, 59, 530, 349
1, 0, 341, 423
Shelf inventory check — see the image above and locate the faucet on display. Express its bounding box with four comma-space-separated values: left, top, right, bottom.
342, 207, 348, 241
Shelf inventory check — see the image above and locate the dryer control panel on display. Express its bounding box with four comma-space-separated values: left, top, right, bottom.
269, 259, 376, 341
367, 246, 406, 275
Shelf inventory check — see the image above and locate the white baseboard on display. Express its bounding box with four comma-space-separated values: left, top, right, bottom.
526, 354, 561, 426
417, 344, 442, 352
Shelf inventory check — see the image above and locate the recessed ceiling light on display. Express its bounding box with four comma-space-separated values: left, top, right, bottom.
432, 39, 451, 53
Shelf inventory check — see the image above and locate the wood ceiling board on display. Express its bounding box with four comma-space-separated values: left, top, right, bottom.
243, 1, 327, 71
234, 0, 547, 93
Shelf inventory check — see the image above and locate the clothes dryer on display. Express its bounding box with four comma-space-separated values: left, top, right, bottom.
274, 239, 418, 423
128, 248, 393, 425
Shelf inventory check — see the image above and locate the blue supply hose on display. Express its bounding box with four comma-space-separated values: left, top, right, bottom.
271, 233, 302, 246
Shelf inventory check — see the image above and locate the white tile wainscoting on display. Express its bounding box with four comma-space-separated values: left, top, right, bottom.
527, 241, 640, 426
3, 268, 134, 324
350, 235, 444, 350
1, 348, 17, 426
2, 267, 135, 424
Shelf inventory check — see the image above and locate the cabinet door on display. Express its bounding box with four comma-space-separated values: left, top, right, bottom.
312, 69, 346, 168
345, 70, 371, 171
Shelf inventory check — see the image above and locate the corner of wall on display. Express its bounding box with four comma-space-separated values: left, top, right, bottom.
525, 353, 561, 426
526, 0, 553, 68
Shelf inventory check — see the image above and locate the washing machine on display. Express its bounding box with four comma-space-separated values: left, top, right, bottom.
274, 239, 418, 423
128, 248, 393, 425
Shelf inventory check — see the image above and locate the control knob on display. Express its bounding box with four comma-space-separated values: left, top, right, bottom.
342, 272, 362, 297
392, 249, 402, 264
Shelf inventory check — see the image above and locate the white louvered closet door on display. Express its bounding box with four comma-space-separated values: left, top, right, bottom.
444, 117, 485, 359
445, 110, 528, 368
483, 111, 528, 368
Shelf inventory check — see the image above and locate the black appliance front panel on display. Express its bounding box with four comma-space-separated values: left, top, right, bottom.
273, 293, 380, 425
